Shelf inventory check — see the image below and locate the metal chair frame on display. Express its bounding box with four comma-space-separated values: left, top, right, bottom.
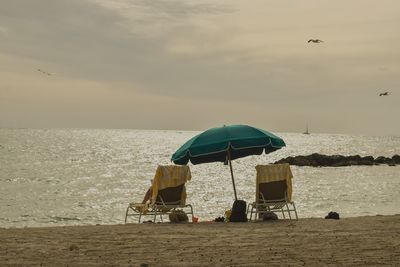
247, 188, 298, 221
125, 195, 194, 223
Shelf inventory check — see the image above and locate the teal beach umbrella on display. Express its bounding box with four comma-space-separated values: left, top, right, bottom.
171, 125, 286, 200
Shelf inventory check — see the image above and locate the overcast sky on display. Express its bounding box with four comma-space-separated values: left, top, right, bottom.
1, 0, 399, 135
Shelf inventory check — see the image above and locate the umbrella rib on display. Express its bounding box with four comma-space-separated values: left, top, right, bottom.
184, 139, 279, 159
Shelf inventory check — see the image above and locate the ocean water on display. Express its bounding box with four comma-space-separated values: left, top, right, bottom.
0, 128, 399, 228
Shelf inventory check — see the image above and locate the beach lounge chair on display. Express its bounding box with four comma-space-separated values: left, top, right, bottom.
247, 163, 298, 220
125, 165, 194, 223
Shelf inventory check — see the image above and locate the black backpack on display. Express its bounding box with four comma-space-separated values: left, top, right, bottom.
230, 200, 248, 222
325, 211, 340, 220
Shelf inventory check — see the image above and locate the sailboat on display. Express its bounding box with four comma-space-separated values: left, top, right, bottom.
303, 123, 310, 135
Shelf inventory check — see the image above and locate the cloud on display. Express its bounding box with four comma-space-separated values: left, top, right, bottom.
0, 25, 9, 37
91, 0, 232, 18
0, 1, 128, 71
1, 0, 399, 133
125, 0, 231, 16
88, 0, 233, 38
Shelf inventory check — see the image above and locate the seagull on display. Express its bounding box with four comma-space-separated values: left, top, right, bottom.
379, 92, 389, 96
37, 68, 52, 76
308, 39, 324, 43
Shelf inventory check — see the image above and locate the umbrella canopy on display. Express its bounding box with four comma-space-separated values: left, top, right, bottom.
172, 124, 285, 165
171, 124, 286, 200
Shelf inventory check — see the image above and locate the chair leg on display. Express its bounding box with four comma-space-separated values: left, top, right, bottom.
138, 212, 142, 223
254, 205, 259, 220
256, 206, 261, 220
159, 214, 163, 222
188, 205, 194, 222
247, 203, 255, 221
281, 208, 285, 219
258, 205, 266, 220
292, 202, 298, 220
125, 206, 130, 223
286, 203, 292, 220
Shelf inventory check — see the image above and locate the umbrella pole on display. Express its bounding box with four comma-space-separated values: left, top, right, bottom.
227, 149, 238, 201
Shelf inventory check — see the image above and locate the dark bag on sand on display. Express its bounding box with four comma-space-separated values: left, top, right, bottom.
325, 211, 340, 220
169, 210, 188, 223
230, 200, 248, 222
263, 211, 278, 221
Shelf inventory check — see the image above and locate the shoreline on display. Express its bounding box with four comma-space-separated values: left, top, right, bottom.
1, 215, 399, 266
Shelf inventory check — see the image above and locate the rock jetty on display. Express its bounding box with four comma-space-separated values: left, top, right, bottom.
275, 153, 400, 167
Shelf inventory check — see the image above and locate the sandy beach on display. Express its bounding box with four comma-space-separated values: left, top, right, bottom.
1, 215, 399, 266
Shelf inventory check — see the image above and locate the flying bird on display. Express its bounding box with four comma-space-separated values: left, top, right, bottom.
37, 69, 52, 76
308, 39, 324, 43
379, 92, 389, 96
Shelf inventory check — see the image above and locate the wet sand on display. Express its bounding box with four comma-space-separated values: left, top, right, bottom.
1, 215, 399, 266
